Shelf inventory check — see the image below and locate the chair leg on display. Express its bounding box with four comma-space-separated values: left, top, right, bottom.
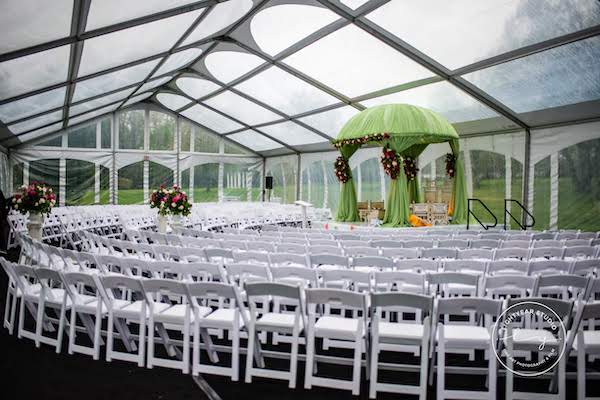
106, 312, 114, 362
232, 327, 239, 382
18, 298, 25, 339
245, 324, 256, 384
35, 299, 45, 348
369, 335, 379, 399
351, 333, 362, 396
419, 336, 430, 400
488, 343, 497, 400
147, 316, 154, 369
192, 320, 200, 376
3, 285, 12, 332
577, 344, 585, 400
68, 308, 77, 355
437, 336, 445, 400
9, 289, 18, 335
182, 317, 190, 374
558, 357, 566, 400
506, 342, 514, 400
93, 311, 102, 360
304, 330, 315, 390
138, 317, 146, 368
289, 332, 299, 389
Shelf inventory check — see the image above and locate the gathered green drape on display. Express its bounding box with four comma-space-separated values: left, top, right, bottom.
401, 143, 427, 204
449, 139, 468, 224
335, 144, 360, 222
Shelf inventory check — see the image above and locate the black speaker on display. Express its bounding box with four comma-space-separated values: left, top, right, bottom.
265, 176, 273, 190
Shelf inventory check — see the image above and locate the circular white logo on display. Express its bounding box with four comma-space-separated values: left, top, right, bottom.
491, 301, 567, 377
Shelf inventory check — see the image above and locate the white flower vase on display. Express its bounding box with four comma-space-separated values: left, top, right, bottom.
170, 214, 182, 231
27, 213, 44, 241
157, 214, 167, 234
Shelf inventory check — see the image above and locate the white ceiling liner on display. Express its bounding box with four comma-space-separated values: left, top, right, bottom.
204, 51, 264, 83
152, 48, 203, 77
123, 92, 153, 107
181, 103, 243, 133
86, 0, 201, 31
156, 92, 191, 111
235, 66, 339, 115
181, 0, 253, 46
68, 104, 118, 126
0, 44, 70, 101
228, 130, 282, 151
297, 106, 359, 138
176, 76, 221, 100
78, 9, 202, 77
9, 110, 63, 134
0, 86, 66, 124
260, 121, 326, 146
284, 24, 433, 98
204, 90, 281, 126
362, 81, 499, 123
1, 0, 73, 54
366, 0, 600, 70
134, 76, 173, 95
72, 59, 160, 102
250, 4, 340, 56
69, 87, 134, 116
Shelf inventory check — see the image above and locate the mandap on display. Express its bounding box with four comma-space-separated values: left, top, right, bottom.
333, 103, 468, 227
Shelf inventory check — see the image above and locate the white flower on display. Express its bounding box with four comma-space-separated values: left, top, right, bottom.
160, 202, 164, 208
21, 185, 27, 190
178, 205, 183, 210
39, 198, 45, 203
171, 202, 176, 208
14, 204, 18, 209
34, 202, 38, 206
12, 198, 16, 203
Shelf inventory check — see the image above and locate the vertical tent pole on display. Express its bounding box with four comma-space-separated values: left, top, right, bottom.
523, 128, 533, 227
296, 154, 301, 202
550, 152, 559, 230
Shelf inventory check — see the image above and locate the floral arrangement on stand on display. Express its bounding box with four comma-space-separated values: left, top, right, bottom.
380, 146, 401, 179
403, 156, 419, 181
334, 156, 352, 183
332, 132, 390, 149
10, 182, 56, 215
150, 185, 192, 216
445, 153, 456, 178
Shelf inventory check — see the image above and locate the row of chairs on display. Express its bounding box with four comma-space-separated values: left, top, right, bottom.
2, 255, 599, 400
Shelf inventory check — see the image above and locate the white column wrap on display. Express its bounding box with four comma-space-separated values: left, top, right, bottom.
550, 152, 559, 230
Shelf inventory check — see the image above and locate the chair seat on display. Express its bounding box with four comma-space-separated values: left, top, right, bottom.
439, 324, 490, 347
113, 300, 169, 318
154, 304, 207, 324
202, 308, 247, 329
574, 331, 600, 350
314, 316, 364, 340
257, 312, 302, 331
75, 299, 107, 314
378, 322, 424, 341
395, 283, 423, 293
508, 328, 559, 348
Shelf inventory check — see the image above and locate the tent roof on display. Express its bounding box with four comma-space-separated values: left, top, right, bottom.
1, 0, 599, 155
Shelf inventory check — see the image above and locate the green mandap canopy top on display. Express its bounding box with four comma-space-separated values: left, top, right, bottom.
333, 103, 468, 226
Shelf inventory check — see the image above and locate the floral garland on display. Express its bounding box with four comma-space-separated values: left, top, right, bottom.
403, 156, 419, 181
10, 182, 56, 215
332, 132, 390, 149
150, 185, 192, 216
380, 146, 401, 180
445, 153, 456, 178
334, 156, 351, 183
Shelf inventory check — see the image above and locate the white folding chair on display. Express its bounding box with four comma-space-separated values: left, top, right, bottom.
533, 274, 589, 300
269, 252, 310, 268
372, 240, 403, 248
422, 247, 457, 260
381, 247, 419, 260
502, 240, 532, 249
530, 247, 564, 259
438, 239, 469, 249
495, 247, 530, 260
310, 254, 349, 270
564, 246, 595, 259
457, 248, 495, 260
233, 250, 271, 266
573, 301, 600, 400
482, 275, 537, 299
352, 256, 394, 272
395, 259, 439, 273
488, 260, 529, 275
528, 260, 571, 276
275, 243, 306, 254
345, 246, 380, 257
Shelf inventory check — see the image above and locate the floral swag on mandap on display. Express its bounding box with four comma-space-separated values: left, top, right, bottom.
380, 146, 401, 180
334, 156, 352, 183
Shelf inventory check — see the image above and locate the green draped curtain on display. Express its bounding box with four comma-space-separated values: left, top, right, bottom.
449, 139, 468, 224
401, 143, 427, 204
335, 144, 360, 222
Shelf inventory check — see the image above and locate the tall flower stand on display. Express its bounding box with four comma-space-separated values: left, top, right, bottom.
27, 213, 44, 241
157, 214, 167, 234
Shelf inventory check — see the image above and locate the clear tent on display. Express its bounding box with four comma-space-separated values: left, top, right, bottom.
0, 0, 599, 230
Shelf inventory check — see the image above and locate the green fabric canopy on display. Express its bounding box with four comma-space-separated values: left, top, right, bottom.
334, 103, 467, 226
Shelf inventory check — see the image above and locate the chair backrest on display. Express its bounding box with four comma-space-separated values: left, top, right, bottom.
528, 260, 570, 276
226, 263, 270, 285
233, 250, 270, 265
141, 279, 188, 306
204, 248, 234, 262
482, 274, 537, 296
309, 239, 338, 246
249, 241, 277, 253
322, 269, 371, 290
308, 245, 343, 255
395, 258, 438, 272
438, 239, 469, 249
564, 239, 591, 247
501, 240, 531, 249
270, 266, 319, 287
374, 270, 424, 292
505, 234, 532, 241
305, 288, 366, 310
152, 244, 181, 261
381, 247, 419, 259
487, 260, 529, 275
269, 252, 309, 268
506, 296, 572, 321
532, 232, 556, 240
443, 259, 487, 274
276, 243, 306, 254
178, 247, 207, 263
245, 281, 302, 300
470, 239, 499, 249
457, 248, 494, 260
341, 240, 366, 249
352, 256, 394, 269
169, 261, 227, 282
479, 233, 505, 241
403, 240, 434, 249
345, 246, 380, 257
533, 239, 563, 248
494, 247, 529, 260
421, 248, 457, 260
571, 259, 600, 276
437, 297, 502, 319
372, 240, 403, 248
578, 232, 597, 240
221, 240, 247, 251
427, 272, 479, 290
534, 274, 589, 298
563, 246, 595, 259
100, 275, 145, 297
310, 254, 349, 268
371, 292, 433, 313
556, 232, 578, 240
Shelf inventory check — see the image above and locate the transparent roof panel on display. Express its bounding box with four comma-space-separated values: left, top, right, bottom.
16, 122, 63, 143
366, 0, 600, 70
156, 92, 191, 111
235, 66, 340, 116
297, 106, 360, 138
86, 0, 201, 31
204, 91, 281, 126
284, 25, 433, 98
72, 59, 159, 102
250, 4, 340, 57
69, 104, 117, 126
463, 36, 600, 114
181, 104, 243, 133
176, 76, 221, 99
134, 76, 172, 95
123, 92, 153, 108
362, 81, 499, 123
152, 48, 202, 77
204, 51, 264, 83
0, 86, 66, 124
79, 9, 202, 77
340, 0, 370, 10
181, 0, 253, 46
260, 121, 326, 146
69, 87, 134, 116
228, 130, 282, 152
1, 0, 73, 54
9, 110, 63, 134
0, 44, 70, 101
